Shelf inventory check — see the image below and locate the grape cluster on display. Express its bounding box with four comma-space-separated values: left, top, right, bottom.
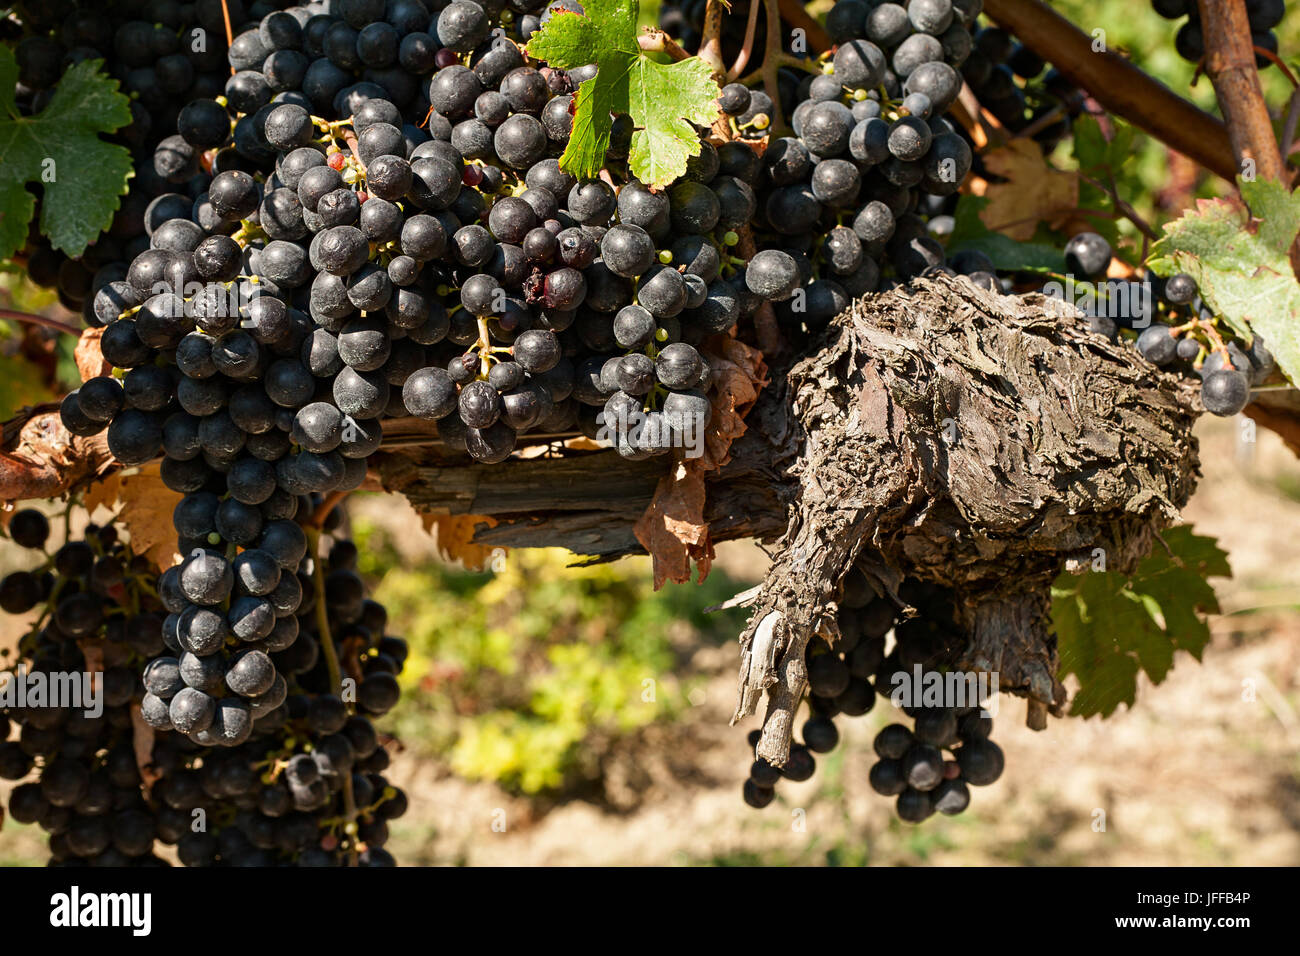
709, 0, 990, 327
1, 509, 408, 865
1044, 231, 1272, 417
742, 570, 1003, 823
0, 512, 173, 866
1153, 0, 1284, 67
959, 22, 1083, 151
9, 0, 238, 315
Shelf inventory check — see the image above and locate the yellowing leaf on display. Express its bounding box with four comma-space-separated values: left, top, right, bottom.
84, 464, 182, 570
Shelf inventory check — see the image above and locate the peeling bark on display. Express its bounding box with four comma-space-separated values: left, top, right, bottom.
730, 276, 1200, 764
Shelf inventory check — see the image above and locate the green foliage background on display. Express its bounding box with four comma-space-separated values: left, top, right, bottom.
353, 514, 750, 795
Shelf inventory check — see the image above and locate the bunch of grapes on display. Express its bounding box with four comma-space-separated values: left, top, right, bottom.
0, 510, 172, 865
1049, 231, 1271, 417
9, 0, 243, 316
1153, 0, 1284, 67
742, 569, 1004, 824
1, 507, 408, 865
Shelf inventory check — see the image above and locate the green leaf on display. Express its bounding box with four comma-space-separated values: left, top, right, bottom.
626, 55, 718, 189
1148, 177, 1300, 382
1051, 525, 1230, 718
560, 55, 630, 182
526, 0, 719, 189
0, 50, 134, 259
1072, 114, 1135, 177
946, 196, 1065, 272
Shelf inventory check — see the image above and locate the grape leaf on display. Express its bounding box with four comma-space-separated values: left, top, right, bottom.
0, 49, 134, 260
626, 55, 718, 189
1148, 178, 1300, 383
977, 138, 1079, 241
525, 0, 719, 188
1051, 525, 1229, 718
1072, 114, 1135, 180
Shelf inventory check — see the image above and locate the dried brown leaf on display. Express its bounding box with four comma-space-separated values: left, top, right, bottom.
979, 138, 1079, 240
74, 327, 111, 381
419, 512, 501, 570
85, 464, 182, 570
635, 333, 768, 587
1, 406, 114, 503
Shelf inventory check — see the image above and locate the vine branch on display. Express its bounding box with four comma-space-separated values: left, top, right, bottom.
1196, 0, 1286, 183
982, 0, 1238, 181
0, 309, 81, 336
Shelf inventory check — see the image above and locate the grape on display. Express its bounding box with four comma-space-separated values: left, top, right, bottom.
913, 709, 958, 747
902, 744, 945, 791
742, 779, 776, 808
833, 40, 887, 90
568, 179, 617, 225
802, 716, 840, 753
956, 739, 1005, 785
1137, 324, 1179, 366
9, 509, 51, 549
1201, 368, 1251, 416
745, 250, 800, 301
896, 787, 935, 823
1064, 232, 1112, 279
869, 759, 908, 796
601, 224, 656, 278
779, 745, 816, 782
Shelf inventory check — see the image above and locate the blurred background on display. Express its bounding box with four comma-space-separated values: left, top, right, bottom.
2, 0, 1300, 865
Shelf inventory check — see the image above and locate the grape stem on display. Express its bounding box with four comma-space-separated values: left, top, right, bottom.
476, 316, 493, 377
219, 0, 235, 77
1251, 46, 1299, 90
637, 30, 690, 63
726, 0, 764, 82
698, 0, 726, 79
0, 310, 81, 336
1075, 171, 1159, 242
306, 526, 360, 866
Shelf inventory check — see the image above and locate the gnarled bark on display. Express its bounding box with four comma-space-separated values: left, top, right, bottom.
728, 276, 1201, 765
